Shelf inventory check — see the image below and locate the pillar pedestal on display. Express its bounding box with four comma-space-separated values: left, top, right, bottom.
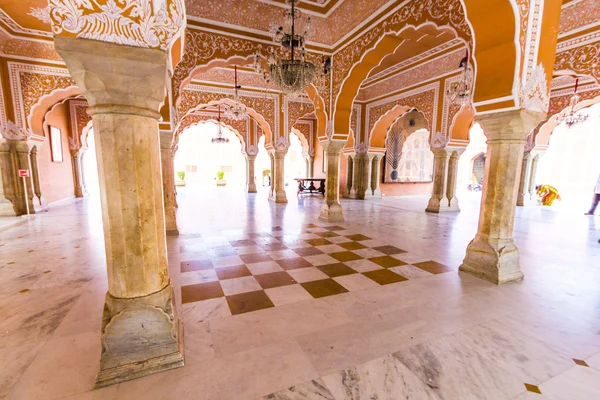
160, 132, 178, 236
460, 109, 545, 284
246, 154, 257, 193
426, 147, 465, 213
55, 36, 184, 387
319, 140, 345, 222
269, 149, 287, 203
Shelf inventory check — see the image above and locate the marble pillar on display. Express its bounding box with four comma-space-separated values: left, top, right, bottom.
426, 147, 465, 213
460, 109, 545, 284
351, 152, 375, 199
71, 149, 87, 198
15, 140, 36, 215
517, 151, 543, 206
319, 140, 345, 222
345, 154, 354, 198
306, 156, 314, 178
371, 154, 383, 198
269, 149, 288, 203
268, 152, 275, 198
54, 36, 184, 387
160, 132, 178, 236
0, 138, 17, 216
30, 145, 46, 210
246, 154, 257, 193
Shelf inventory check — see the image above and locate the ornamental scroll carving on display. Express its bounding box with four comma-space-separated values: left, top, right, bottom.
178, 88, 276, 138
368, 89, 436, 135
287, 100, 315, 136
548, 88, 600, 116
520, 64, 549, 113
0, 120, 32, 140
555, 42, 600, 83
332, 0, 471, 107
175, 113, 248, 143
48, 0, 186, 51
172, 30, 330, 118
69, 100, 92, 150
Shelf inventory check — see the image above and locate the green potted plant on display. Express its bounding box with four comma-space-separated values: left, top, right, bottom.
216, 171, 226, 187
175, 171, 186, 187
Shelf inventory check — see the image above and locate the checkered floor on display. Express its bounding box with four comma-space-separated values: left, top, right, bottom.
179, 224, 454, 315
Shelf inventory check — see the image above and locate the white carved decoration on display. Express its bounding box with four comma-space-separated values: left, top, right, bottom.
274, 136, 289, 150
48, 0, 186, 51
326, 120, 333, 139
520, 64, 549, 113
28, 6, 51, 24
0, 120, 33, 140
355, 142, 369, 154
429, 131, 450, 149
246, 144, 258, 156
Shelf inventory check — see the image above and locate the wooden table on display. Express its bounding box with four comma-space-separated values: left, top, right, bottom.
295, 178, 325, 196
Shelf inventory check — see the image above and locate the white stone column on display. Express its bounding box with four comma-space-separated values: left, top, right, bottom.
345, 153, 355, 198
460, 109, 545, 284
160, 132, 178, 236
319, 140, 345, 222
371, 154, 383, 198
15, 140, 36, 215
55, 36, 184, 387
351, 152, 375, 200
307, 156, 314, 178
426, 147, 465, 212
246, 154, 257, 193
0, 138, 18, 216
71, 149, 87, 198
30, 145, 46, 210
517, 150, 543, 206
269, 149, 288, 203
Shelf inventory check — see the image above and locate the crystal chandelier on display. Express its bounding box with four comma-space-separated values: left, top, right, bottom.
211, 106, 229, 144
446, 50, 472, 106
256, 0, 316, 96
557, 78, 588, 128
224, 66, 248, 120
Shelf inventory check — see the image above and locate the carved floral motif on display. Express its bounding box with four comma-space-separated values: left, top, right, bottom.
559, 0, 600, 35
332, 0, 471, 109
520, 64, 549, 113
368, 89, 436, 135
555, 41, 600, 83
48, 0, 186, 51
287, 100, 315, 135
19, 72, 77, 127
28, 6, 51, 24
175, 113, 249, 146
0, 120, 32, 140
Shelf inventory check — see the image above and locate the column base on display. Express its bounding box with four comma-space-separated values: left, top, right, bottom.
269, 189, 287, 203
459, 235, 524, 285
166, 229, 179, 237
348, 188, 358, 199
319, 202, 344, 222
248, 184, 257, 194
95, 284, 184, 388
426, 197, 461, 213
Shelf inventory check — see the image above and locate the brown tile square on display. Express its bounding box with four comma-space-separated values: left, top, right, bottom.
181, 259, 214, 273
345, 234, 372, 241
230, 239, 256, 247
314, 231, 340, 238
226, 290, 275, 315
325, 225, 346, 231
301, 279, 349, 298
338, 241, 367, 251
573, 359, 590, 367
293, 247, 324, 257
182, 281, 224, 304
240, 253, 272, 264
369, 256, 407, 268
524, 383, 542, 394
372, 245, 407, 255
329, 251, 364, 262
316, 263, 358, 278
261, 243, 289, 251
413, 261, 454, 274
362, 269, 407, 285
215, 265, 252, 280
276, 257, 313, 270
254, 271, 297, 289
304, 238, 333, 247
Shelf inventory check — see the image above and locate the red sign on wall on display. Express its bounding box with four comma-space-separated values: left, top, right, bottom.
18, 169, 29, 177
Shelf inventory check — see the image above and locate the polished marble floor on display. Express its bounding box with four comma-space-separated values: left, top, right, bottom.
1, 186, 600, 399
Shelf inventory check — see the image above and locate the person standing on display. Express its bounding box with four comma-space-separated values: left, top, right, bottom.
585, 173, 600, 215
